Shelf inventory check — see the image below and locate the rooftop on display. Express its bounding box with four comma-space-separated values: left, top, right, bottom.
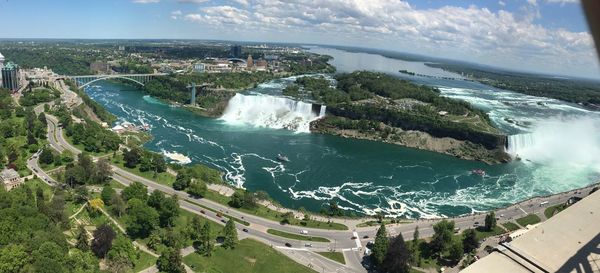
462, 188, 600, 273
0, 168, 20, 181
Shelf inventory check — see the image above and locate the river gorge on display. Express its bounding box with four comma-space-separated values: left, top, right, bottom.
83, 47, 600, 219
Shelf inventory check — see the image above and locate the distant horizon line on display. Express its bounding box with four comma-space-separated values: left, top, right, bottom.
1, 37, 599, 81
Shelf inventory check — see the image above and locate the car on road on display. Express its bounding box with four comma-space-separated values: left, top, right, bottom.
221, 219, 226, 224
300, 230, 308, 234
285, 243, 292, 247
242, 228, 248, 232
363, 235, 369, 239
351, 236, 357, 240
304, 243, 312, 247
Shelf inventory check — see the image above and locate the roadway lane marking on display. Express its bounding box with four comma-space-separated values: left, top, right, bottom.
518, 206, 528, 215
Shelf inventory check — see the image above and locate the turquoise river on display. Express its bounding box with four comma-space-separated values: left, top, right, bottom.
84, 47, 600, 218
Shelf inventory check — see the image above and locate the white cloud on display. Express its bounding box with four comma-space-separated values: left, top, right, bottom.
132, 0, 159, 3
499, 1, 506, 6
527, 0, 538, 6
171, 10, 183, 19
180, 0, 597, 77
177, 0, 209, 3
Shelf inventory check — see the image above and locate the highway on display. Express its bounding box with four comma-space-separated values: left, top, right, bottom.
28, 81, 599, 273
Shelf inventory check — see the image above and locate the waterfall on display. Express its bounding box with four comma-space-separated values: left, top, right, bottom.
319, 105, 327, 117
506, 133, 535, 157
220, 93, 324, 133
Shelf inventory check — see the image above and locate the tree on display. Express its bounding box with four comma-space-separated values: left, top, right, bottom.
75, 224, 90, 251
484, 211, 496, 231
158, 195, 180, 228
462, 229, 479, 254
147, 231, 162, 251
91, 224, 116, 258
190, 215, 204, 241
101, 186, 116, 206
147, 190, 166, 209
382, 234, 410, 273
199, 221, 213, 256
187, 181, 207, 197
448, 240, 464, 263
107, 235, 137, 273
0, 244, 29, 273
413, 226, 419, 243
88, 198, 105, 217
372, 223, 389, 266
222, 218, 238, 249
92, 158, 112, 184
66, 249, 100, 273
122, 181, 148, 202
157, 247, 185, 273
123, 147, 141, 168
39, 148, 54, 165
229, 191, 244, 208
173, 173, 190, 191
125, 198, 159, 238
151, 153, 166, 175
430, 220, 455, 257
111, 194, 126, 217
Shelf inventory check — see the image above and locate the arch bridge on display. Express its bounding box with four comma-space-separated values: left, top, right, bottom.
65, 73, 167, 89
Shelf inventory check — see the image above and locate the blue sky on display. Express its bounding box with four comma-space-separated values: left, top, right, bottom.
0, 0, 598, 78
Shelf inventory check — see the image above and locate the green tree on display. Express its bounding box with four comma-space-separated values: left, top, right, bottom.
382, 234, 410, 273
101, 186, 116, 206
39, 148, 54, 165
430, 220, 455, 257
75, 224, 90, 251
151, 153, 166, 175
448, 240, 464, 263
187, 181, 207, 197
123, 147, 141, 168
125, 198, 159, 238
229, 191, 244, 208
172, 173, 190, 191
158, 195, 180, 228
189, 215, 204, 241
111, 194, 126, 217
372, 223, 389, 266
147, 190, 166, 209
199, 221, 213, 256
0, 244, 29, 273
157, 247, 185, 273
91, 224, 116, 258
147, 231, 162, 251
32, 241, 66, 273
222, 218, 238, 249
462, 229, 479, 254
107, 235, 137, 273
66, 248, 100, 273
484, 211, 496, 231
121, 181, 148, 202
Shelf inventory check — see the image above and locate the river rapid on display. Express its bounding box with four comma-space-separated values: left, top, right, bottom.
83, 47, 600, 219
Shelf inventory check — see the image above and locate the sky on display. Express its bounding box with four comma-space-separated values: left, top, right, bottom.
0, 0, 599, 78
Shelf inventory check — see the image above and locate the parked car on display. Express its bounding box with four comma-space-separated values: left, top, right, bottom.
285, 242, 292, 247
221, 219, 227, 224
363, 235, 369, 239
351, 236, 357, 240
242, 228, 248, 232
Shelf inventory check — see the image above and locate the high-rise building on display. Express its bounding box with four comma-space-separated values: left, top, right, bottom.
246, 54, 254, 69
2, 62, 20, 91
0, 52, 4, 83
230, 45, 242, 58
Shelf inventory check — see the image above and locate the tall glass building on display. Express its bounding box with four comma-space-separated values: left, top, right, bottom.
1, 62, 20, 91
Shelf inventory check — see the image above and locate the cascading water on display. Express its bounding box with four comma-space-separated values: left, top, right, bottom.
506, 133, 535, 158
220, 93, 325, 133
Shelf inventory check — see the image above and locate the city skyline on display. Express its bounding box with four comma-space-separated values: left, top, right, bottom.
0, 0, 599, 78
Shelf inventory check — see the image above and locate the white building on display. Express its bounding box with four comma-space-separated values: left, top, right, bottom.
0, 51, 4, 82
1, 168, 22, 191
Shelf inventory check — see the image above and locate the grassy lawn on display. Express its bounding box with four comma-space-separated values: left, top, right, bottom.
316, 251, 345, 264
133, 250, 157, 272
183, 238, 313, 273
267, 229, 330, 243
108, 179, 126, 189
474, 226, 506, 240
544, 204, 566, 219
501, 222, 521, 232
516, 214, 541, 227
